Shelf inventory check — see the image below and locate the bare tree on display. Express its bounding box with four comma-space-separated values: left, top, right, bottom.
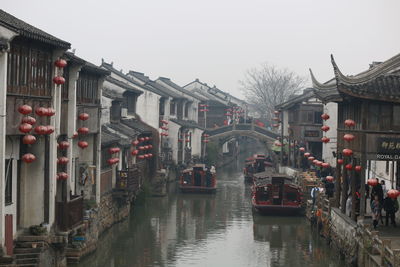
240, 63, 306, 120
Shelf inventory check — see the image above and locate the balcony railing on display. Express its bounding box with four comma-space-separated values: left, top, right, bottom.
115, 167, 141, 193
56, 195, 84, 231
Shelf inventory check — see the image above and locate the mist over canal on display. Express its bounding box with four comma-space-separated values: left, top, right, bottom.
79, 151, 344, 267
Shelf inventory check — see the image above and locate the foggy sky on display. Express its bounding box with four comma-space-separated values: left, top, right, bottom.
2, 0, 400, 99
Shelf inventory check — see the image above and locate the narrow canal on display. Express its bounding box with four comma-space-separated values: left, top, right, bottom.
79, 153, 344, 267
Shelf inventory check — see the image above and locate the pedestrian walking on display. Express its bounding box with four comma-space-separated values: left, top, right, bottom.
371, 195, 382, 229
311, 185, 319, 207
383, 194, 398, 227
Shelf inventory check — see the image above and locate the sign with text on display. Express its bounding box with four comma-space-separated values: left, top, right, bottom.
376, 137, 400, 160
304, 131, 319, 138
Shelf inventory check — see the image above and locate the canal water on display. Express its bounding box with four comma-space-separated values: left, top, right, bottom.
79, 154, 344, 267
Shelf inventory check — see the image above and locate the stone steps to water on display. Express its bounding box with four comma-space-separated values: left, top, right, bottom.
15, 257, 39, 265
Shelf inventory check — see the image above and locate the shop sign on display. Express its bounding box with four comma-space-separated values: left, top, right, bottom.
376, 137, 400, 160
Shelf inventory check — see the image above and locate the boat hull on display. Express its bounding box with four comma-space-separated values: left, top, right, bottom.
252, 203, 304, 216
179, 185, 217, 194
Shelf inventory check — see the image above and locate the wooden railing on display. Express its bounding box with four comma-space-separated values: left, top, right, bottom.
115, 167, 141, 193
56, 195, 84, 231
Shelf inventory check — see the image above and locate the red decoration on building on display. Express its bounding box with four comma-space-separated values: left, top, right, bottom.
272, 124, 279, 127
46, 108, 56, 117
354, 165, 362, 172
326, 176, 334, 182
345, 164, 353, 170
342, 148, 353, 157
131, 150, 139, 156
58, 141, 70, 149
78, 127, 89, 135
19, 123, 33, 133
161, 126, 168, 130
274, 110, 280, 115
321, 125, 330, 132
35, 107, 48, 117
18, 105, 33, 115
22, 153, 36, 163
132, 140, 139, 146
304, 152, 311, 157
55, 59, 67, 68
321, 113, 330, 120
308, 156, 315, 161
78, 113, 89, 121
299, 147, 305, 152
148, 145, 153, 149
337, 159, 344, 165
78, 141, 89, 149
145, 137, 150, 141
22, 135, 36, 145
148, 153, 153, 158
344, 119, 356, 127
53, 76, 65, 85
387, 189, 400, 199
57, 157, 69, 165
367, 178, 378, 187
343, 134, 355, 142
139, 146, 145, 150
21, 116, 36, 125
160, 120, 169, 124
46, 125, 55, 134
322, 162, 330, 168
34, 125, 47, 135
321, 137, 330, 143
72, 132, 78, 139
139, 137, 145, 142
107, 158, 119, 165
313, 159, 318, 165
108, 147, 121, 154
57, 172, 69, 180
138, 155, 145, 159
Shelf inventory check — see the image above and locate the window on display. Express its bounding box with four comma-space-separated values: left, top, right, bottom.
184, 103, 190, 118
126, 94, 136, 114
301, 111, 313, 123
111, 101, 121, 122
77, 72, 99, 104
159, 99, 165, 116
314, 112, 323, 124
170, 101, 176, 115
5, 159, 12, 205
393, 105, 400, 126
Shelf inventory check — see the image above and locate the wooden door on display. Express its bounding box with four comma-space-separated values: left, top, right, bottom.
5, 214, 13, 255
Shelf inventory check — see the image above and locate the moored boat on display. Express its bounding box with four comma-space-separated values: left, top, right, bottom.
179, 164, 217, 193
251, 172, 304, 215
243, 154, 273, 183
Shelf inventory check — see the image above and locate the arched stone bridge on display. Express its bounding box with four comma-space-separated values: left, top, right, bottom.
205, 123, 279, 144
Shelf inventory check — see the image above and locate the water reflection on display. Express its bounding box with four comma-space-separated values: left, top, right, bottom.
79, 154, 344, 267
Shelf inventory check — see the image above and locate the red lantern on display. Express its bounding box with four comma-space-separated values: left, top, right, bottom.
143, 145, 149, 150
274, 110, 280, 115
148, 145, 153, 149
145, 137, 150, 141
355, 165, 362, 172
57, 172, 69, 180
337, 159, 344, 165
272, 124, 279, 127
148, 153, 153, 158
185, 139, 190, 143
316, 161, 323, 167
131, 150, 139, 156
138, 155, 145, 159
321, 125, 330, 132
55, 59, 67, 68
35, 107, 48, 117
161, 126, 168, 130
139, 137, 145, 142
46, 108, 56, 117
21, 116, 36, 125
387, 189, 399, 199
78, 127, 89, 135
343, 148, 353, 157
163, 133, 169, 137
53, 76, 65, 85
18, 105, 32, 115
272, 117, 280, 121
19, 123, 33, 133
144, 154, 149, 158
321, 137, 330, 143
345, 164, 353, 170
344, 119, 356, 127
343, 134, 355, 142
57, 157, 69, 165
322, 162, 330, 168
22, 135, 36, 145
203, 139, 209, 143
22, 153, 36, 163
321, 113, 330, 120
34, 125, 47, 135
139, 146, 145, 150
304, 152, 311, 157
203, 134, 209, 137
45, 125, 55, 135
161, 120, 168, 124
72, 131, 78, 139
108, 147, 121, 154
78, 113, 89, 121
299, 147, 305, 152
58, 141, 70, 149
312, 159, 318, 164
367, 178, 378, 187
308, 156, 315, 161
132, 140, 140, 146
326, 176, 334, 182
107, 158, 119, 165
78, 141, 89, 149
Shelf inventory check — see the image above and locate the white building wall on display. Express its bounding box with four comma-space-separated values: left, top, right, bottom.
136, 91, 160, 129
322, 102, 338, 167
191, 128, 204, 158
168, 121, 181, 164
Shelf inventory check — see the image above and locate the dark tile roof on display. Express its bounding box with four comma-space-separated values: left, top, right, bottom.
170, 118, 204, 130
127, 71, 150, 83
105, 76, 143, 95
102, 87, 124, 101
104, 122, 139, 146
146, 80, 182, 99
275, 89, 317, 110
101, 127, 120, 146
64, 52, 110, 76
0, 9, 70, 49
121, 118, 154, 134
158, 77, 207, 101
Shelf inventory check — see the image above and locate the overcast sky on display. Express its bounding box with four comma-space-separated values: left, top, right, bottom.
3, 0, 400, 98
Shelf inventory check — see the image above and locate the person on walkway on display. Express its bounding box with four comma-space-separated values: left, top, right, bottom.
325, 180, 334, 198
381, 180, 388, 196
371, 195, 382, 229
383, 195, 399, 227
346, 193, 352, 217
371, 178, 384, 203
311, 186, 319, 207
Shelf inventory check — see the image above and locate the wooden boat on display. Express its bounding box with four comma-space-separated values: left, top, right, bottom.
179, 164, 217, 193
243, 154, 273, 183
251, 172, 304, 215
243, 157, 255, 183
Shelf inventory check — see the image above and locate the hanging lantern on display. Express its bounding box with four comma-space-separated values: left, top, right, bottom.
54, 59, 67, 68
345, 164, 353, 170
132, 140, 140, 146
312, 159, 318, 165
304, 152, 311, 157
18, 105, 32, 115
203, 134, 209, 137
139, 146, 145, 150
178, 138, 183, 142
224, 113, 231, 116
321, 114, 330, 120
387, 189, 400, 199
34, 125, 48, 135
35, 107, 48, 117
46, 108, 56, 117
326, 176, 334, 182
322, 162, 330, 168
22, 153, 36, 163
148, 145, 153, 149
343, 134, 355, 142
78, 127, 89, 135
163, 132, 169, 137
272, 124, 279, 127
354, 165, 362, 172
57, 172, 69, 180
131, 150, 139, 156
321, 125, 330, 132
160, 120, 168, 124
139, 137, 145, 142
299, 147, 305, 152
138, 155, 145, 159
45, 125, 55, 135
78, 113, 90, 121
107, 158, 119, 165
337, 159, 344, 165
145, 137, 150, 141
108, 147, 121, 154
58, 141, 70, 150
161, 126, 168, 130
272, 117, 280, 121
308, 156, 315, 161
22, 134, 36, 145
57, 157, 69, 165
185, 139, 190, 143
21, 116, 36, 125
342, 148, 353, 157
72, 131, 78, 139
144, 145, 149, 150
203, 139, 209, 143
78, 141, 89, 149
367, 178, 378, 187
144, 154, 149, 159
274, 110, 280, 115
53, 76, 65, 85
148, 153, 153, 158
19, 123, 33, 133
316, 161, 323, 167
321, 137, 330, 143
344, 119, 356, 127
